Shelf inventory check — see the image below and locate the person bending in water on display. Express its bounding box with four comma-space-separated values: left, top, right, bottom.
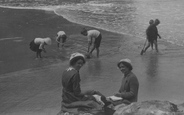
56, 31, 67, 48
81, 28, 102, 58
29, 37, 52, 58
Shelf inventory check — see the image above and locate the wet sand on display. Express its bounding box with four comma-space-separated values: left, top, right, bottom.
1, 7, 184, 115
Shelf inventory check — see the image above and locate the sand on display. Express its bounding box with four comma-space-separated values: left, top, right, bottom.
1, 7, 184, 115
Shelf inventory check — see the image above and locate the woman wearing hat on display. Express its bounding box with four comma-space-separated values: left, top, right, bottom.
56, 31, 67, 48
113, 58, 139, 106
29, 37, 51, 58
143, 19, 161, 53
59, 52, 111, 114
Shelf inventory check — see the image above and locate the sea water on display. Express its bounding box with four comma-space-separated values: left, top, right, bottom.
1, 0, 184, 104
1, 0, 184, 46
53, 0, 184, 46
54, 0, 184, 104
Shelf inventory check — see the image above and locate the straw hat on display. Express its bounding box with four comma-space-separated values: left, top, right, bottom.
44, 37, 52, 45
69, 52, 85, 61
118, 58, 131, 65
117, 58, 132, 70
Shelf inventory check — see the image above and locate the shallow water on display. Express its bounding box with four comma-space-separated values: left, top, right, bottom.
0, 0, 184, 107
53, 0, 184, 104
54, 0, 184, 46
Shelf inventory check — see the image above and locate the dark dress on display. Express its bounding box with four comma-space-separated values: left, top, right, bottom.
62, 67, 87, 103
29, 39, 42, 52
61, 67, 103, 111
146, 24, 159, 43
57, 35, 67, 43
59, 67, 116, 115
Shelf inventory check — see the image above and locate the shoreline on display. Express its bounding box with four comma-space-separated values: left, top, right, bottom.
0, 6, 123, 75
1, 6, 184, 115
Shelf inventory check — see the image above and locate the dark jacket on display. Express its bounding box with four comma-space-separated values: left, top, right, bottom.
61, 67, 86, 104
146, 24, 159, 40
119, 72, 139, 103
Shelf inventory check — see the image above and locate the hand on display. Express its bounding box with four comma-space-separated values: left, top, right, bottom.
87, 95, 96, 101
114, 93, 121, 97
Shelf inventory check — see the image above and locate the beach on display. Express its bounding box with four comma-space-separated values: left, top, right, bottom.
1, 6, 184, 115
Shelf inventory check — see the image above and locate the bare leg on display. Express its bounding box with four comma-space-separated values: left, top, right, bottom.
38, 52, 42, 58
57, 43, 60, 48
36, 52, 39, 58
144, 42, 150, 52
154, 40, 158, 52
96, 48, 100, 58
61, 43, 64, 48
36, 51, 42, 58
150, 42, 154, 50
89, 44, 95, 56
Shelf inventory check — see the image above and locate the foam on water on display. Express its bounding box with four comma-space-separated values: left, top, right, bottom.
0, 37, 22, 41
54, 0, 184, 46
54, 2, 138, 38
0, 5, 58, 11
1, 0, 184, 46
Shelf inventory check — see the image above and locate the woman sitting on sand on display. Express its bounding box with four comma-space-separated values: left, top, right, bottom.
29, 37, 51, 58
58, 52, 112, 115
111, 58, 139, 106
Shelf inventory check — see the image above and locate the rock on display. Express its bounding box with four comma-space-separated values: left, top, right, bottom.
114, 100, 184, 115
177, 103, 184, 113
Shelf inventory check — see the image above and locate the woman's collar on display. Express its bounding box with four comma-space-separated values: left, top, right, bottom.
67, 66, 79, 72
124, 71, 131, 77
67, 67, 75, 71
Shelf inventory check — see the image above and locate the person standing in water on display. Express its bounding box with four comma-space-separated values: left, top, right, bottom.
81, 28, 102, 58
144, 19, 161, 53
56, 31, 67, 48
29, 37, 52, 58
144, 19, 155, 51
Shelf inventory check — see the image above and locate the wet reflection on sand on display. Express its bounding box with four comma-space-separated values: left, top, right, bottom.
87, 59, 102, 77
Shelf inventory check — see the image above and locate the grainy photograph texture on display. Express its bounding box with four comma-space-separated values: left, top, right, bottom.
0, 0, 184, 115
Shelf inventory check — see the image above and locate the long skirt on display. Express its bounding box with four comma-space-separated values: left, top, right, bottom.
57, 100, 104, 115
29, 39, 42, 52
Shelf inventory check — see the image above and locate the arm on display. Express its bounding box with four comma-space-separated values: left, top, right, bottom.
121, 77, 139, 99
39, 43, 46, 52
157, 33, 161, 39
56, 36, 63, 44
72, 73, 84, 98
87, 37, 92, 52
115, 77, 139, 100
155, 27, 161, 39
